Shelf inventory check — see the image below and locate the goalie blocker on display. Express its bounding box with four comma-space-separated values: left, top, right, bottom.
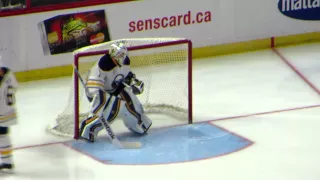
79, 43, 152, 143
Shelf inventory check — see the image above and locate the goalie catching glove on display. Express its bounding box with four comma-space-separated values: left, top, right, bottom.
123, 72, 144, 95
131, 80, 144, 95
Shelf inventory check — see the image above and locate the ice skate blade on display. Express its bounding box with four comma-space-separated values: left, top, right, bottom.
0, 169, 14, 174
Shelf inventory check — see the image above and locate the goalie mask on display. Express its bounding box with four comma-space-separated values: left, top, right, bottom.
109, 43, 128, 66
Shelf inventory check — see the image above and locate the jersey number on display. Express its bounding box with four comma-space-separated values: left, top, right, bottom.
5, 85, 15, 106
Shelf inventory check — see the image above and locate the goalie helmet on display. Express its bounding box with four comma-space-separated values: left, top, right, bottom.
109, 42, 128, 66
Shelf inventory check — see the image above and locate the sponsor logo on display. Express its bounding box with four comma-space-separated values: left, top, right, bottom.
38, 10, 111, 55
102, 120, 115, 140
128, 10, 212, 32
278, 0, 320, 20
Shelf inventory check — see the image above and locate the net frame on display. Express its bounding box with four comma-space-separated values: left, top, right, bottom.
72, 38, 193, 139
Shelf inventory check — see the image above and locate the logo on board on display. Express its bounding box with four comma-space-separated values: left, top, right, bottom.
278, 0, 320, 20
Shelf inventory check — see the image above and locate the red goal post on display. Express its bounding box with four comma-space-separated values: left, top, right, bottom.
49, 38, 193, 139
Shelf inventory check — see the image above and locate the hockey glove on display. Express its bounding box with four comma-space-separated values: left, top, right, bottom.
123, 72, 136, 86
123, 72, 144, 94
132, 80, 144, 95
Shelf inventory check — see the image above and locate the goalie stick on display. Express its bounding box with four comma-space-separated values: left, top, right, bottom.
73, 65, 142, 149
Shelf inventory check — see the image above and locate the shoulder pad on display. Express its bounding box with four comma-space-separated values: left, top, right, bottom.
123, 57, 130, 65
98, 54, 117, 71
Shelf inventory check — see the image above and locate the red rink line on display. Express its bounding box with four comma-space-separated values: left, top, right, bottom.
12, 104, 320, 151
211, 47, 320, 122
272, 48, 320, 96
13, 141, 69, 150
211, 104, 320, 122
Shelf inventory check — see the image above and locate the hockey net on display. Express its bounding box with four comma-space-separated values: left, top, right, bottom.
47, 37, 193, 139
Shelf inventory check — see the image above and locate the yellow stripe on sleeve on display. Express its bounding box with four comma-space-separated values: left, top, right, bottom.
86, 80, 104, 89
1, 149, 12, 156
0, 113, 16, 122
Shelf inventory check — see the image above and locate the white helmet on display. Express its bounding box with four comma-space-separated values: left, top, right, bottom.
109, 42, 128, 65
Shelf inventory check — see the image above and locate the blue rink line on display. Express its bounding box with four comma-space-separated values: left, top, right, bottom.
64, 122, 252, 165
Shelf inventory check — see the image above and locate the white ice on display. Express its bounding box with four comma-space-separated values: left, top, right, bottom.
2, 42, 320, 180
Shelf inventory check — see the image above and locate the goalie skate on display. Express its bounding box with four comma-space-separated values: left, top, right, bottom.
0, 163, 14, 174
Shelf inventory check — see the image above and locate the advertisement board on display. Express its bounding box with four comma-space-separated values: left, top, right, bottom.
278, 0, 320, 20
0, 0, 319, 73
106, 0, 218, 47
38, 10, 111, 55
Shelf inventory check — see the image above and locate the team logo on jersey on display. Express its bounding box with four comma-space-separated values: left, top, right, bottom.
278, 0, 320, 20
112, 74, 125, 89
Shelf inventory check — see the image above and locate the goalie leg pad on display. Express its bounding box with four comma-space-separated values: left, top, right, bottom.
102, 96, 124, 123
91, 90, 108, 117
80, 90, 109, 142
122, 111, 152, 134
80, 116, 102, 142
80, 95, 124, 142
0, 127, 13, 164
119, 89, 152, 134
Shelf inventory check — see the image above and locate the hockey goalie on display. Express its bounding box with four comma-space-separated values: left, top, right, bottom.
79, 42, 152, 143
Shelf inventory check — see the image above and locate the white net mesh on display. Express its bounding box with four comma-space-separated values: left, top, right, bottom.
47, 37, 191, 138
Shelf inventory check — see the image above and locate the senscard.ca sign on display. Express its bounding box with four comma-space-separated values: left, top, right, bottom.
278, 0, 320, 20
